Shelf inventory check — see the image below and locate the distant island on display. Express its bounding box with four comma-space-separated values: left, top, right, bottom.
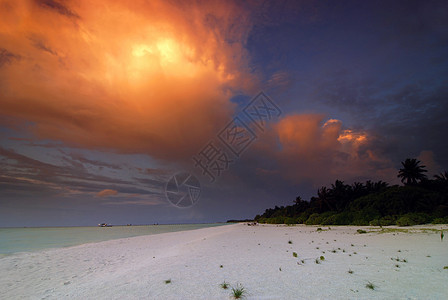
254, 158, 448, 226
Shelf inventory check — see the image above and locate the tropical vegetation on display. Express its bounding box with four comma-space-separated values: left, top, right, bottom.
255, 158, 448, 226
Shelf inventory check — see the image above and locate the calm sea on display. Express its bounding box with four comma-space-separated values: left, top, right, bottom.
0, 223, 228, 255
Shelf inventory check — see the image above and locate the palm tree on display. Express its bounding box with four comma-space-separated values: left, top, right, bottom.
434, 171, 448, 182
330, 180, 351, 211
351, 182, 365, 198
294, 196, 303, 205
434, 171, 448, 189
317, 186, 334, 211
373, 180, 389, 191
397, 158, 428, 185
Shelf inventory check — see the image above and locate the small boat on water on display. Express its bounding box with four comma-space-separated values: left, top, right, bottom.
98, 223, 112, 227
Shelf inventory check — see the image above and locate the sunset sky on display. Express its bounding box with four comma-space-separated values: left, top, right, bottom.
1, 0, 447, 227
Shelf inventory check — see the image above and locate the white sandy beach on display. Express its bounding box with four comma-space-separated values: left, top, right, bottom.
1, 223, 447, 299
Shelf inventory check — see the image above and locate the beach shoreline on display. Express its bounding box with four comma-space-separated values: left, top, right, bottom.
1, 223, 447, 299
0, 223, 228, 255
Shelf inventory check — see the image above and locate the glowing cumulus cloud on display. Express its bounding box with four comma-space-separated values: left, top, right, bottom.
258, 114, 395, 186
0, 0, 256, 161
338, 129, 368, 145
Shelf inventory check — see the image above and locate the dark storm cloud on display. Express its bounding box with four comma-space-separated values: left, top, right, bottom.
249, 0, 323, 26
312, 72, 379, 117
0, 48, 20, 68
36, 0, 79, 19
0, 175, 57, 197
136, 167, 172, 176
282, 0, 448, 173
376, 85, 448, 166
0, 147, 125, 184
0, 147, 165, 198
62, 151, 122, 170
29, 35, 58, 56
133, 177, 166, 189
313, 73, 448, 169
1, 0, 448, 226
376, 0, 448, 47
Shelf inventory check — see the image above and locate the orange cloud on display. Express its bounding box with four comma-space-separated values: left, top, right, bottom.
0, 0, 257, 161
276, 115, 342, 159
96, 189, 118, 197
255, 114, 396, 187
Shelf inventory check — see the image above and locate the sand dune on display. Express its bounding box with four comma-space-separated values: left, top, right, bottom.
1, 224, 447, 299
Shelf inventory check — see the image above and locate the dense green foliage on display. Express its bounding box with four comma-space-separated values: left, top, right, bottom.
255, 160, 448, 226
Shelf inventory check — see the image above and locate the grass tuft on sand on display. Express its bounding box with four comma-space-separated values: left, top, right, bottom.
231, 284, 246, 299
366, 282, 376, 290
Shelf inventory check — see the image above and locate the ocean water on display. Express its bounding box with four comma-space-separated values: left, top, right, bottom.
0, 223, 227, 255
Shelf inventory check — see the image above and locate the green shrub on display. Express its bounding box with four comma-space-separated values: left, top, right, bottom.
321, 215, 336, 225
273, 216, 285, 224
352, 219, 370, 226
379, 215, 397, 226
397, 213, 432, 226
409, 212, 432, 224
305, 213, 322, 225
285, 217, 296, 225
318, 211, 337, 225
370, 219, 380, 226
432, 216, 448, 224
351, 208, 380, 226
296, 211, 311, 224
323, 212, 354, 225
433, 205, 448, 218
396, 216, 414, 226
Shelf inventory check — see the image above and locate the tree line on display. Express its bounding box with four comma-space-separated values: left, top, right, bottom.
255, 158, 448, 226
